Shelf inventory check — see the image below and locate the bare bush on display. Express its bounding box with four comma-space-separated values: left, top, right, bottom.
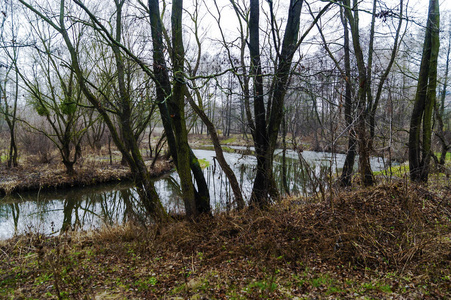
17, 125, 56, 164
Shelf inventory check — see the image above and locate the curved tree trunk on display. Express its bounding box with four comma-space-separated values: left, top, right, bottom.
185, 88, 245, 210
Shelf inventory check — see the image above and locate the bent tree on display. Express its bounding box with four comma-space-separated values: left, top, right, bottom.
74, 0, 211, 216
409, 0, 440, 183
19, 0, 167, 220
182, 0, 245, 209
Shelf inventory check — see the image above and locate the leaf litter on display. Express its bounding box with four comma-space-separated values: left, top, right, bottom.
0, 181, 450, 299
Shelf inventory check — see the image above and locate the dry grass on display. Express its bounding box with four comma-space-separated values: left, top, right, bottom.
1, 181, 450, 299
0, 153, 173, 196
162, 182, 451, 272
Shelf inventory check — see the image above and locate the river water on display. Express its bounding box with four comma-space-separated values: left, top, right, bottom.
0, 149, 385, 239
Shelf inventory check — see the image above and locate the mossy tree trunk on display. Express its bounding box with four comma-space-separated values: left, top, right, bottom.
170, 0, 197, 217
148, 0, 210, 217
409, 0, 440, 183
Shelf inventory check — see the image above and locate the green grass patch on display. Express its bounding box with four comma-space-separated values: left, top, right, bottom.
435, 152, 451, 161
221, 137, 237, 144
360, 281, 393, 294
374, 164, 409, 177
197, 145, 236, 153
198, 158, 210, 169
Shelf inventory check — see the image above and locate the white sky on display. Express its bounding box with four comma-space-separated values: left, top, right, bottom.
190, 0, 451, 53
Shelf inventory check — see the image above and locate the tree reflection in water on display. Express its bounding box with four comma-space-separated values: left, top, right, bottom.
0, 149, 384, 239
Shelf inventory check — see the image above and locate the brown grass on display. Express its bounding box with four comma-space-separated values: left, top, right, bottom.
0, 154, 173, 196
161, 182, 451, 272
1, 181, 449, 299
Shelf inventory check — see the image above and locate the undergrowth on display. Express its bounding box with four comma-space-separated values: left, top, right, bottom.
0, 182, 450, 299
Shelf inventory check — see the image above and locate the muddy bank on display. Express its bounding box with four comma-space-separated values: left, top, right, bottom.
0, 159, 174, 196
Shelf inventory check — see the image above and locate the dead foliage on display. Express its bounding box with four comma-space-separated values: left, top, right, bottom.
0, 156, 173, 196
1, 182, 450, 299
160, 181, 451, 275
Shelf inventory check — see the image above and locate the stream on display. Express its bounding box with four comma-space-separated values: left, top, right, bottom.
0, 149, 386, 239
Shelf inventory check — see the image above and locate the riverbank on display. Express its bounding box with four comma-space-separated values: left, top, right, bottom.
1, 182, 450, 299
0, 157, 173, 196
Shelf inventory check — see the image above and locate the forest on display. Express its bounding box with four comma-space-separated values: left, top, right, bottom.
0, 0, 450, 298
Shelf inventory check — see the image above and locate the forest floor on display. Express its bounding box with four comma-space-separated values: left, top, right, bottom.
1, 180, 450, 299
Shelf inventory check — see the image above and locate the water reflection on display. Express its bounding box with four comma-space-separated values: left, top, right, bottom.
0, 149, 384, 239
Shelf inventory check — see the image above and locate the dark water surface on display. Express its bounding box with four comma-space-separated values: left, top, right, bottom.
0, 149, 385, 239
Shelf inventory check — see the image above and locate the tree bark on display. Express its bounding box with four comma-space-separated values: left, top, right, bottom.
436, 19, 450, 166
148, 0, 210, 216
340, 6, 356, 187
249, 0, 304, 207
409, 0, 440, 183
248, 0, 270, 207
344, 0, 374, 186
185, 87, 245, 209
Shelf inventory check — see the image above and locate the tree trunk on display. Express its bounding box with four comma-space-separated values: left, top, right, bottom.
409, 0, 440, 183
436, 19, 450, 166
248, 0, 271, 208
249, 0, 304, 207
344, 0, 374, 186
148, 0, 210, 216
62, 160, 76, 176
185, 88, 245, 209
340, 7, 355, 187
6, 121, 18, 168
169, 0, 196, 217
282, 113, 290, 195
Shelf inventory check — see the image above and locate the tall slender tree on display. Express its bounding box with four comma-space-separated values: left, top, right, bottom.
338, 0, 404, 186
435, 15, 451, 166
0, 2, 20, 168
245, 0, 331, 207
409, 0, 440, 183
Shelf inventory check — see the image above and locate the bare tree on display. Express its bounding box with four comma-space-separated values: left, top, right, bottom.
435, 14, 451, 166
239, 0, 331, 207
329, 0, 405, 186
0, 2, 20, 168
409, 0, 440, 183
19, 0, 167, 220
